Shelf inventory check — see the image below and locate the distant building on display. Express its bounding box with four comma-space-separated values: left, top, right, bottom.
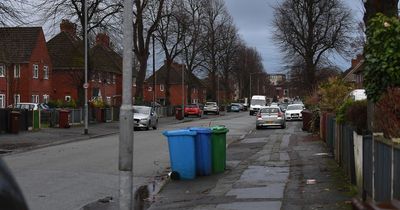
267, 73, 288, 100
144, 62, 207, 106
0, 27, 52, 108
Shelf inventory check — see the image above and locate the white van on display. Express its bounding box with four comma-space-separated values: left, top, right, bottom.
249, 95, 267, 115
349, 89, 367, 101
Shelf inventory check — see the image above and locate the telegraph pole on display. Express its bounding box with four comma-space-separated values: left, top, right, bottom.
153, 35, 156, 108
119, 0, 134, 209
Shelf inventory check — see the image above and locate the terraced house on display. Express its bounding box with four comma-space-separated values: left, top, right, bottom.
0, 27, 52, 108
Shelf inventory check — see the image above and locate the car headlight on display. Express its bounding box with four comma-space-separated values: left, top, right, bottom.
140, 118, 149, 122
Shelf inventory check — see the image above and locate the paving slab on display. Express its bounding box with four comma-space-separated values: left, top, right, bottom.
217, 201, 281, 210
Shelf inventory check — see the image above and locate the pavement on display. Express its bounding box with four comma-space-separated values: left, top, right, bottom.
0, 116, 196, 154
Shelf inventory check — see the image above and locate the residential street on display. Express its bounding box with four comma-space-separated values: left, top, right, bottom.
148, 121, 354, 210
3, 112, 254, 210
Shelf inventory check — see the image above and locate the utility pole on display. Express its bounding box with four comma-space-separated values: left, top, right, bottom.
153, 35, 156, 108
119, 0, 134, 209
84, 0, 88, 135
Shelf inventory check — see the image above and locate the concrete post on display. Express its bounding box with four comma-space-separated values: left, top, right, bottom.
84, 0, 89, 135
119, 0, 134, 209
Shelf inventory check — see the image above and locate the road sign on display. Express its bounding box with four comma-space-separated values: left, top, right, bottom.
83, 83, 89, 89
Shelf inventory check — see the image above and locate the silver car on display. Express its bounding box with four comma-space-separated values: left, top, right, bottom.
133, 106, 158, 130
256, 106, 286, 129
203, 102, 219, 115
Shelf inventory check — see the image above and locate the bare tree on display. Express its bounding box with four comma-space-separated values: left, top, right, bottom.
155, 0, 187, 106
0, 0, 26, 26
200, 0, 231, 101
133, 0, 165, 100
180, 0, 207, 103
273, 0, 354, 93
36, 0, 122, 37
217, 22, 239, 102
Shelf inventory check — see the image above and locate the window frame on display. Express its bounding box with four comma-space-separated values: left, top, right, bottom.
0, 65, 5, 77
43, 65, 49, 79
14, 64, 20, 78
33, 64, 39, 79
0, 94, 5, 108
43, 94, 49, 104
14, 94, 20, 104
31, 95, 39, 103
160, 84, 164, 92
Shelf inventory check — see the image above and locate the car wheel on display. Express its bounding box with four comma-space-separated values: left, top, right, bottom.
249, 111, 253, 116
153, 120, 158, 130
256, 126, 261, 130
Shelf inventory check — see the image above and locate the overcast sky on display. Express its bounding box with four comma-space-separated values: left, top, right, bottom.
224, 0, 366, 74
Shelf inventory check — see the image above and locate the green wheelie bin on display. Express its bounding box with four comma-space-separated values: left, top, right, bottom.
211, 126, 229, 173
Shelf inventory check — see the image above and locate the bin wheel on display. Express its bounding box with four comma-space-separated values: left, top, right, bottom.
170, 171, 180, 180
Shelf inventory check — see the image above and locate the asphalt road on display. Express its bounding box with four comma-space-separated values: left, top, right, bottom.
3, 111, 254, 210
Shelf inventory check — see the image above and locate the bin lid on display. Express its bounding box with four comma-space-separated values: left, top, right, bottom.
162, 129, 196, 137
211, 126, 229, 134
188, 127, 211, 134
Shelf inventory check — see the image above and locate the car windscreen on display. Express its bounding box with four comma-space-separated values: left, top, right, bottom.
206, 102, 216, 106
133, 107, 150, 114
251, 99, 265, 106
186, 105, 197, 108
287, 105, 303, 110
260, 108, 279, 113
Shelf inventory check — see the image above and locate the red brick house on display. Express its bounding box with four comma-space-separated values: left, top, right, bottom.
47, 20, 122, 106
343, 54, 364, 88
143, 62, 206, 106
0, 27, 52, 108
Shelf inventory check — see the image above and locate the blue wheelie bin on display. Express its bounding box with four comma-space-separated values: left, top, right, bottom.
162, 129, 197, 180
189, 127, 212, 176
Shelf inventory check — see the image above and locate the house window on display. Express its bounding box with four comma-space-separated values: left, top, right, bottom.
148, 86, 153, 92
0, 65, 5, 77
160, 84, 164, 92
14, 94, 20, 104
0, 94, 5, 108
31, 95, 39, 103
106, 96, 111, 105
192, 99, 198, 104
65, 96, 71, 102
43, 66, 49, 79
193, 88, 197, 94
33, 64, 39, 79
43, 94, 49, 103
14, 64, 20, 78
112, 75, 116, 84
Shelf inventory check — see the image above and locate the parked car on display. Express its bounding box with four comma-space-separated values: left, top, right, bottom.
133, 105, 158, 130
285, 104, 305, 121
204, 102, 219, 115
256, 106, 286, 129
230, 103, 241, 112
184, 104, 202, 117
12, 103, 49, 111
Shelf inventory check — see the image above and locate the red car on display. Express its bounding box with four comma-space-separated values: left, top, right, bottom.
184, 104, 202, 117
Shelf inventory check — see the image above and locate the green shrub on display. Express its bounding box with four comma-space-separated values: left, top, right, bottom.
336, 99, 353, 124
345, 100, 367, 134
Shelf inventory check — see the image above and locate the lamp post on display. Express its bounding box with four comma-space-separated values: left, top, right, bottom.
119, 0, 134, 209
84, 0, 88, 135
182, 63, 185, 115
152, 35, 156, 108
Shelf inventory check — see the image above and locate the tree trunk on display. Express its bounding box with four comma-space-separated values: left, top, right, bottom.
135, 53, 149, 100
164, 59, 173, 106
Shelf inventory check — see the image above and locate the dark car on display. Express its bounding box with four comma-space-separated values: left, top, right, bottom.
230, 103, 241, 112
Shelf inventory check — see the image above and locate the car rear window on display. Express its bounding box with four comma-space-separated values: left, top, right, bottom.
206, 102, 216, 106
187, 104, 197, 108
287, 105, 303, 110
261, 108, 279, 113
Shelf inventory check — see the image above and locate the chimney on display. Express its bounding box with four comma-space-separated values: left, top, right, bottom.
60, 19, 77, 36
96, 33, 110, 48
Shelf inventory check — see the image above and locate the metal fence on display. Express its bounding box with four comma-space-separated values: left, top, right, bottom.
322, 114, 400, 203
